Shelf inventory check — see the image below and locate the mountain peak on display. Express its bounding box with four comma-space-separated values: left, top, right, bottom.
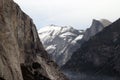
38, 25, 76, 36
62, 18, 120, 79
82, 19, 109, 41
38, 25, 84, 66
48, 24, 73, 29
92, 19, 112, 27
99, 19, 112, 27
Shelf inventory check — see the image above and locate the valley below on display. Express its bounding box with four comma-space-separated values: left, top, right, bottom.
63, 71, 120, 80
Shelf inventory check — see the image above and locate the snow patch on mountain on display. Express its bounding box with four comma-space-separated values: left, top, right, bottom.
38, 25, 84, 66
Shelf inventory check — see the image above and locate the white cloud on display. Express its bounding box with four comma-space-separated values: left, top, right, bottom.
14, 0, 120, 30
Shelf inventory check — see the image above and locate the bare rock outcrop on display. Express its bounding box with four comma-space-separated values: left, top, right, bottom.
0, 0, 68, 80
82, 19, 111, 41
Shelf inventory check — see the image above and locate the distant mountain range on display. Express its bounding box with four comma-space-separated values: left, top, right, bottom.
38, 19, 111, 67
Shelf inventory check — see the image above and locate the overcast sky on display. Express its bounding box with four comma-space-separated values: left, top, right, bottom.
13, 0, 120, 30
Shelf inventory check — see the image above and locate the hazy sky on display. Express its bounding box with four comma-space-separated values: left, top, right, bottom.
14, 0, 120, 30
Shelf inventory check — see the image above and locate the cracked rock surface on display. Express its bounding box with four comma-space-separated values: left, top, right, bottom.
0, 0, 68, 80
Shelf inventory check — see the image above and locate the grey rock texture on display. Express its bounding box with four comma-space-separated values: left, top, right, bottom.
0, 0, 68, 80
62, 18, 120, 77
82, 19, 111, 41
38, 25, 84, 66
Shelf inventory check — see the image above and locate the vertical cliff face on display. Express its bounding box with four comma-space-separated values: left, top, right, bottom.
0, 0, 68, 80
62, 18, 120, 77
82, 19, 111, 41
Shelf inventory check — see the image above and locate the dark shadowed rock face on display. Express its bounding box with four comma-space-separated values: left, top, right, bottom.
62, 18, 120, 77
20, 63, 51, 80
0, 0, 68, 80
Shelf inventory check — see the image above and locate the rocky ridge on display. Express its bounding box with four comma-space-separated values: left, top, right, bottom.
38, 19, 111, 67
62, 18, 120, 77
38, 25, 84, 66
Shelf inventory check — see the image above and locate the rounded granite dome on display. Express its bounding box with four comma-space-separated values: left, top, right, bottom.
99, 19, 112, 27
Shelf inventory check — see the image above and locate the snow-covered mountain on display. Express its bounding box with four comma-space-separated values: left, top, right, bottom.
38, 19, 111, 67
38, 25, 84, 66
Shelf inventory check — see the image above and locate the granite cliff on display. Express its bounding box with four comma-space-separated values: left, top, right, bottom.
82, 19, 111, 41
62, 18, 120, 79
0, 0, 68, 80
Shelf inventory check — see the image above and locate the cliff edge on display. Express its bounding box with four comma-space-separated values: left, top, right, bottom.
0, 0, 68, 80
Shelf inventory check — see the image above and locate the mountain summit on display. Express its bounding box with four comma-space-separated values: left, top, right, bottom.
82, 19, 111, 41
99, 19, 112, 27
38, 25, 84, 66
